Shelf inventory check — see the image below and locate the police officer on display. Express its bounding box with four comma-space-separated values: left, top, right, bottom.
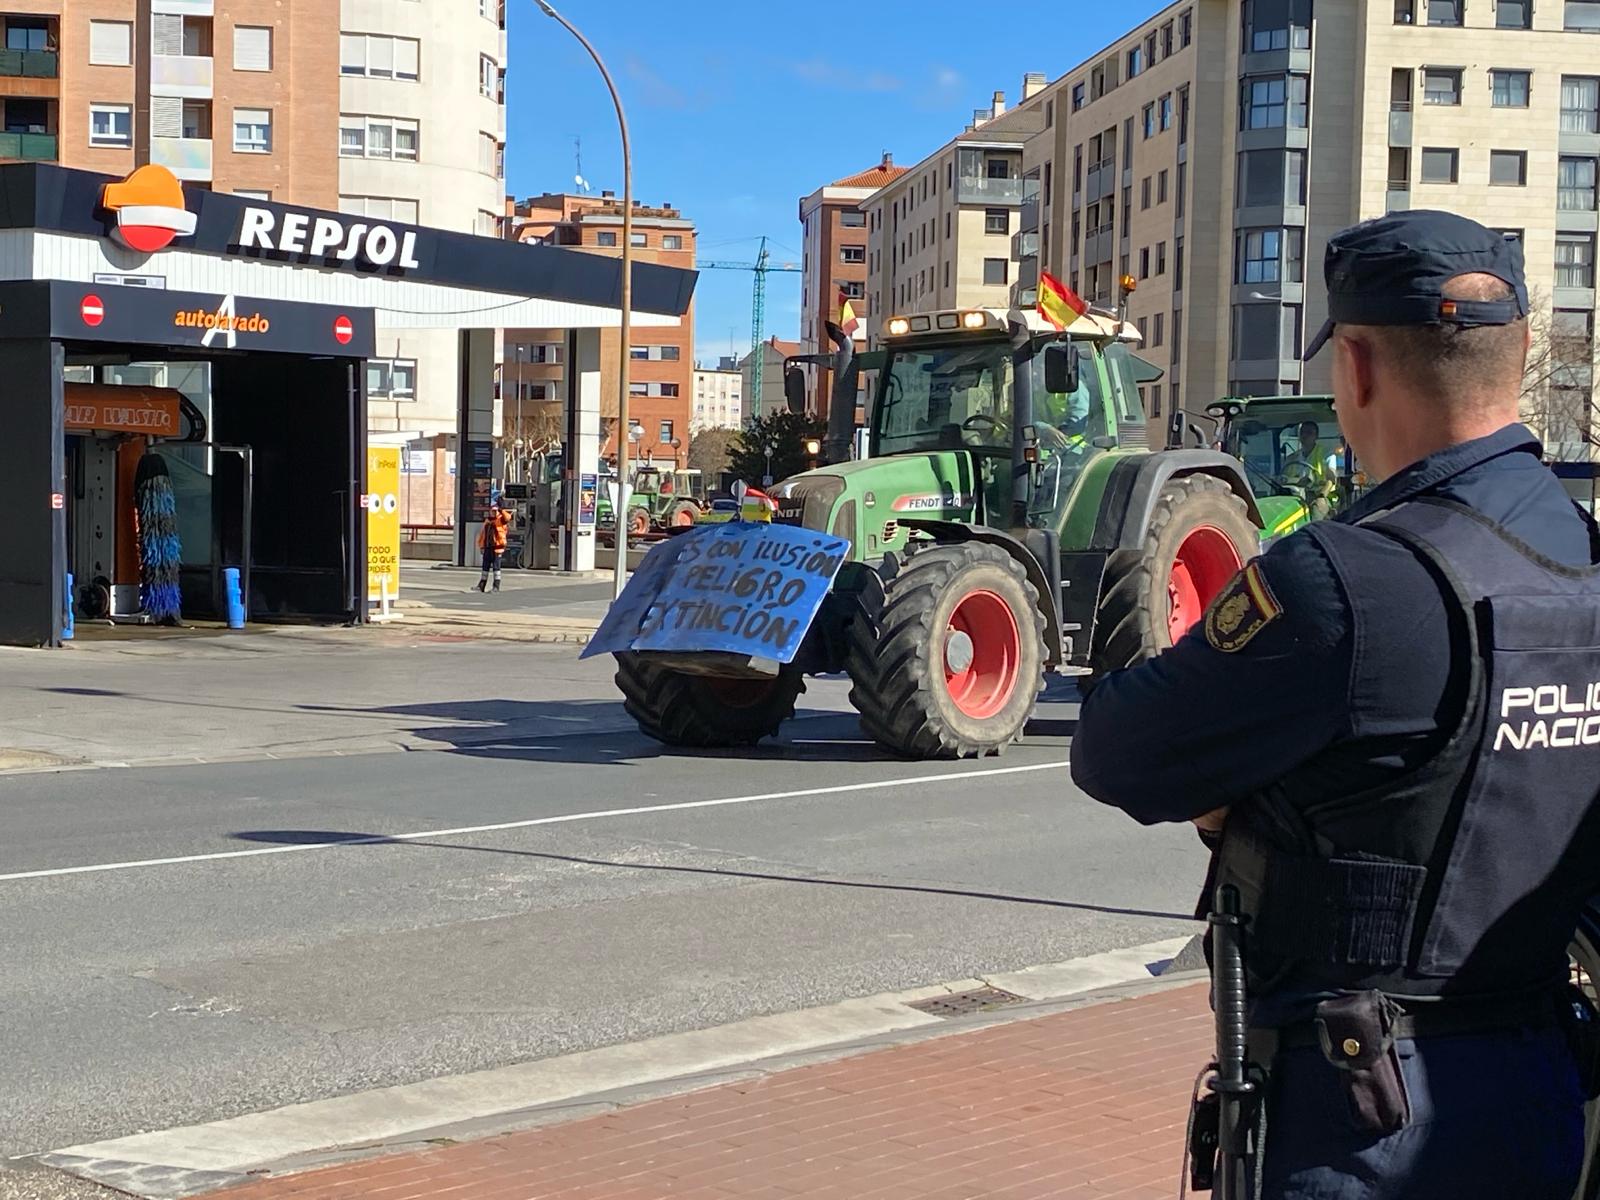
1071, 210, 1600, 1198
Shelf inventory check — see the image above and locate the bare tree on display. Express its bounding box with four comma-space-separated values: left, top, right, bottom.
1520, 286, 1598, 458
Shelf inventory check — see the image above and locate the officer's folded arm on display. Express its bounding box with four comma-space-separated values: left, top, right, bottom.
1069, 536, 1352, 826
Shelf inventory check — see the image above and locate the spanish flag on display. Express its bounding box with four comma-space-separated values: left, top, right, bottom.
838, 288, 860, 336
1037, 271, 1089, 331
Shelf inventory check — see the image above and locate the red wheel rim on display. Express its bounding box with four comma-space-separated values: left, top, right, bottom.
943, 589, 1021, 719
629, 511, 649, 535
672, 508, 694, 527
1167, 525, 1243, 642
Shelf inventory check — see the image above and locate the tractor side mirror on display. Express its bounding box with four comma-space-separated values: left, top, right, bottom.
1043, 343, 1078, 396
783, 366, 806, 415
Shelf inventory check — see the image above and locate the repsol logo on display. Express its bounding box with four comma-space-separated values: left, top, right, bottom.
1493, 682, 1600, 751
234, 207, 421, 270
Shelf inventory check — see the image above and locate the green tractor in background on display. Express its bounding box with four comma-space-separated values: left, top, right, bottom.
614, 308, 1270, 758
1206, 394, 1364, 540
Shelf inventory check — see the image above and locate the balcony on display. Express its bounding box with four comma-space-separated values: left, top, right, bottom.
1386, 179, 1410, 213
151, 135, 211, 180
152, 53, 212, 97
0, 49, 56, 79
1014, 230, 1040, 260
957, 175, 1035, 207
1389, 108, 1412, 147
1020, 194, 1040, 233
0, 130, 55, 160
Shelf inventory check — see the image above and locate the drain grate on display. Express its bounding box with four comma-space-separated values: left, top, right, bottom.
907, 986, 1027, 1018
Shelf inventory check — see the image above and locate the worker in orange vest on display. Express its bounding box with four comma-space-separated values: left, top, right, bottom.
476, 492, 512, 592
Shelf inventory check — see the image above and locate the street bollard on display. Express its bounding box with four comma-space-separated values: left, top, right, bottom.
63, 571, 74, 641
223, 567, 246, 629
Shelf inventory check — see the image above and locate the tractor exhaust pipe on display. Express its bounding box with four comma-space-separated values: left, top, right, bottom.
822, 320, 857, 465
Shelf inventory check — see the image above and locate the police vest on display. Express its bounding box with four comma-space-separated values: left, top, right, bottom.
1215, 496, 1600, 1000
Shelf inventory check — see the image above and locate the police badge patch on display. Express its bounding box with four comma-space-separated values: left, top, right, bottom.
1203, 561, 1282, 652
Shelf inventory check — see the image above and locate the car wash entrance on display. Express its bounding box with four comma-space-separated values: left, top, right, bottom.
0, 278, 373, 645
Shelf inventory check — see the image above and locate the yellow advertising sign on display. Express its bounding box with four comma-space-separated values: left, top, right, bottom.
366, 446, 402, 604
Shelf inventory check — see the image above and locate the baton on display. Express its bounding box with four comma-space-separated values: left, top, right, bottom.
1208, 884, 1256, 1199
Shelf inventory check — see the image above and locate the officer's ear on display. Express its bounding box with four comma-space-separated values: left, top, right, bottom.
1332, 331, 1376, 412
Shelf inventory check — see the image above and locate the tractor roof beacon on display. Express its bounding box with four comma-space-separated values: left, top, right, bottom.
614, 307, 1266, 759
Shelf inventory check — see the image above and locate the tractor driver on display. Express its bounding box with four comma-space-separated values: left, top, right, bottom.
1282, 419, 1337, 518
1071, 211, 1600, 1198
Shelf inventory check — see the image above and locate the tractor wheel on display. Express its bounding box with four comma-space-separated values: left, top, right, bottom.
615, 653, 805, 748
666, 499, 700, 528
626, 506, 651, 538
846, 541, 1045, 759
1088, 474, 1256, 686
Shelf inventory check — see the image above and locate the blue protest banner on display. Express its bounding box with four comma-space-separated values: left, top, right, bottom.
582, 522, 850, 664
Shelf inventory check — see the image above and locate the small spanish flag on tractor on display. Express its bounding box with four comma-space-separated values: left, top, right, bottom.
1036, 270, 1089, 331
838, 288, 860, 336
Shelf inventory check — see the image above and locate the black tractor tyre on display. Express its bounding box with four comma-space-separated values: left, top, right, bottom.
615, 653, 805, 748
845, 541, 1046, 759
1087, 474, 1257, 689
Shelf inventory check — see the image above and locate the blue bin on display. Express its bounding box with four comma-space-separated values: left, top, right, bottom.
223, 567, 246, 629
63, 571, 74, 641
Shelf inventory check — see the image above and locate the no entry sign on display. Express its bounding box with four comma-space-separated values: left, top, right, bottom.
333, 314, 353, 345
80, 294, 104, 326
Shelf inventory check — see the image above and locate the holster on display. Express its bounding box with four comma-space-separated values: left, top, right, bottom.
1313, 990, 1412, 1135
1559, 984, 1600, 1100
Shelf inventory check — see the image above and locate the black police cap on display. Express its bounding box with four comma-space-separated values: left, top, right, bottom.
1303, 209, 1528, 361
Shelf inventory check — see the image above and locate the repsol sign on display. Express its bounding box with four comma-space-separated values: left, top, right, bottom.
233, 207, 422, 271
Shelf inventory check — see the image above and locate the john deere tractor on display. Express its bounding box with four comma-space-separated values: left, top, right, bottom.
1206, 394, 1364, 541
615, 308, 1267, 758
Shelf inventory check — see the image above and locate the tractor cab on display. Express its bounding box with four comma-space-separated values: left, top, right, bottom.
1207, 394, 1366, 539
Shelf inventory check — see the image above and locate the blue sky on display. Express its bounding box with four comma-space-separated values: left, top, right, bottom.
506, 1, 1166, 364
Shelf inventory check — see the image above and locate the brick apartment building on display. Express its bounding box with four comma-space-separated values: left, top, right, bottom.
504, 192, 696, 470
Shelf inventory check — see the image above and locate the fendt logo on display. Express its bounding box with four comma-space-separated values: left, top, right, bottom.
100, 165, 197, 253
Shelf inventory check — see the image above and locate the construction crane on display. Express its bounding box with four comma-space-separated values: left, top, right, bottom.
699, 236, 801, 417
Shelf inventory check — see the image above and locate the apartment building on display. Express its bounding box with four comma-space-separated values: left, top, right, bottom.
797, 151, 907, 413
739, 336, 800, 423
692, 363, 742, 433
0, 1, 337, 200
342, 0, 507, 438
504, 192, 697, 466
861, 82, 1049, 345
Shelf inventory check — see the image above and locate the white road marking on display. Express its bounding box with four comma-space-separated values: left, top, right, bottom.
0, 760, 1070, 884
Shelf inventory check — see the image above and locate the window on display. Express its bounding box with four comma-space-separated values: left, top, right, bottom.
1569, 0, 1600, 29
1140, 246, 1151, 278
1181, 8, 1194, 45
841, 243, 867, 261
1124, 118, 1134, 167
943, 262, 950, 289
1141, 177, 1152, 210
1423, 68, 1461, 105
1560, 157, 1598, 210
1491, 70, 1530, 108
1153, 313, 1165, 347
1557, 234, 1596, 287
1127, 46, 1143, 77
1429, 0, 1462, 23
628, 345, 681, 362
1150, 384, 1162, 417
1179, 86, 1190, 144
840, 210, 866, 227
628, 232, 647, 248
1158, 170, 1169, 204
1490, 149, 1527, 186
840, 279, 865, 298
1176, 161, 1187, 218
233, 25, 271, 71
1142, 103, 1155, 138
89, 20, 132, 67
233, 108, 271, 154
984, 209, 1008, 234
1046, 98, 1055, 127
367, 359, 418, 400
1175, 237, 1186, 290
1241, 75, 1309, 129
236, 189, 271, 201
1420, 147, 1459, 183
1244, 0, 1313, 49
596, 231, 617, 247
341, 115, 419, 160
1564, 77, 1600, 132
89, 104, 132, 148
340, 34, 420, 80
1157, 242, 1168, 275
1146, 31, 1159, 64
1163, 21, 1175, 55
662, 234, 683, 250
340, 195, 419, 223
6, 17, 47, 50
1239, 229, 1282, 283
1072, 82, 1087, 110
1498, 0, 1533, 25
1160, 94, 1174, 131
983, 258, 1008, 285
659, 421, 675, 443
1285, 228, 1304, 282
480, 54, 501, 99
986, 158, 1010, 179
1233, 305, 1281, 360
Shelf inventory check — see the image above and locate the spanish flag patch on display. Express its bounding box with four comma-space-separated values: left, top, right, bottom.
1203, 561, 1282, 653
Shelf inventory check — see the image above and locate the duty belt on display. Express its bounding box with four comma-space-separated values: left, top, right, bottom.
1265, 989, 1562, 1052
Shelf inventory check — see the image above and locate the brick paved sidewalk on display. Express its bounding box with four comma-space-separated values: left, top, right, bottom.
204, 982, 1211, 1200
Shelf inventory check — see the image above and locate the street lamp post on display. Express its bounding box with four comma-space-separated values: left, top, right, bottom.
536, 1, 633, 600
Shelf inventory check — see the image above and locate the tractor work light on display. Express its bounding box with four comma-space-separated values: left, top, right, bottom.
936, 313, 959, 329
910, 315, 932, 331
887, 317, 911, 336
961, 311, 986, 329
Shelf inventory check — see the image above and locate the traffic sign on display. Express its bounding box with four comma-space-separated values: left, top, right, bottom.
333, 314, 354, 345
80, 294, 104, 327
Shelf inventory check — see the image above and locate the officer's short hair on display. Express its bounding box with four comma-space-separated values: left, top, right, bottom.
1350, 273, 1529, 401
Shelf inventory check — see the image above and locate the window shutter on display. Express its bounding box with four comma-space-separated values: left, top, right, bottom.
234, 26, 270, 71
89, 21, 131, 66
395, 39, 418, 79
152, 14, 183, 56
368, 36, 394, 77
339, 33, 363, 72
151, 96, 183, 138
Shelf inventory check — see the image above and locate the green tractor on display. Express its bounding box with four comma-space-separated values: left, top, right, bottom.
1205, 394, 1363, 540
614, 308, 1268, 758
631, 466, 705, 532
